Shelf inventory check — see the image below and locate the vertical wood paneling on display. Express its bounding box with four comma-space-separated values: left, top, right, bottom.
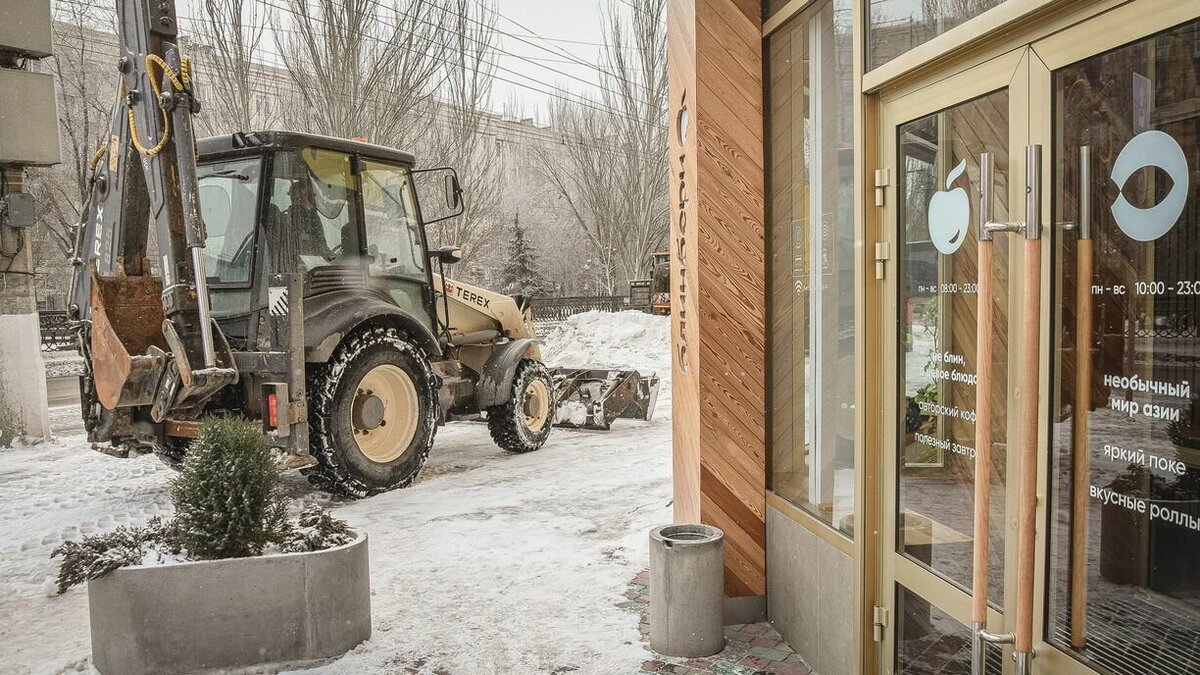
668, 0, 767, 598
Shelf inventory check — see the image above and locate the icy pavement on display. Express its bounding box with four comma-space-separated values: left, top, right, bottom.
0, 311, 672, 674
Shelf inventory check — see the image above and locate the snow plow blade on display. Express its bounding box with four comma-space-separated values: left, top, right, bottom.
551, 368, 660, 431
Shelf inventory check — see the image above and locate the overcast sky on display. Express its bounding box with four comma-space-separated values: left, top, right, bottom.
171, 0, 609, 121
489, 0, 606, 120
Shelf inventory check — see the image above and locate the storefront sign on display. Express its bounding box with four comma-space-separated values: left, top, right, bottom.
674, 92, 691, 373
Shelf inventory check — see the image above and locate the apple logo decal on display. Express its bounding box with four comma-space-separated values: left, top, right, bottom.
928, 158, 971, 255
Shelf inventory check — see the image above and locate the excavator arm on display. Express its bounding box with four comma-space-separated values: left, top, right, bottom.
70, 0, 236, 437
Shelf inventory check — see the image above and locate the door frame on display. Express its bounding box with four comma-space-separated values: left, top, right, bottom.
876, 46, 1028, 674
868, 2, 1200, 673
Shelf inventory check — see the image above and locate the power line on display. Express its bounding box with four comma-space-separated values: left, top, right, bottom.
51, 0, 638, 121
53, 38, 662, 165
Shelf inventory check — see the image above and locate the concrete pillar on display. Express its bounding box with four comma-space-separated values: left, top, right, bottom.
0, 170, 50, 446
666, 0, 767, 598
0, 1, 57, 446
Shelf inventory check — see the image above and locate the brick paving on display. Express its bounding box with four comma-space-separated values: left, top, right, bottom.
621, 569, 816, 675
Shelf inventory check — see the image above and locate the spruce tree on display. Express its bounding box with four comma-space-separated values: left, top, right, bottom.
500, 212, 551, 297
171, 416, 289, 559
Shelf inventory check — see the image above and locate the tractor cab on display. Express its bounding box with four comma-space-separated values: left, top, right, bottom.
193, 131, 461, 349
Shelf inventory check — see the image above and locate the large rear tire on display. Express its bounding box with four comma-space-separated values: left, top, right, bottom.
303, 326, 438, 498
487, 359, 554, 453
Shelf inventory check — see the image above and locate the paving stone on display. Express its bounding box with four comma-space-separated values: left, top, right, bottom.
743, 623, 770, 636
749, 636, 777, 648
764, 663, 812, 675
642, 659, 667, 672
738, 654, 774, 669
747, 646, 791, 662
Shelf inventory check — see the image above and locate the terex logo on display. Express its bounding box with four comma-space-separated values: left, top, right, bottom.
451, 284, 490, 309
928, 159, 971, 255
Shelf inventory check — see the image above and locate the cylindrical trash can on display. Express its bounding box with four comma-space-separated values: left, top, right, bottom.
649, 523, 725, 657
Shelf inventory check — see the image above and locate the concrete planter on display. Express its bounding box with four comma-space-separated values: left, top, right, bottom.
88, 532, 371, 675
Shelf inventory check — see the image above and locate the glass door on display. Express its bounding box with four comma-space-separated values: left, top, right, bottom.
879, 49, 1031, 675
1037, 10, 1200, 675
875, 5, 1200, 674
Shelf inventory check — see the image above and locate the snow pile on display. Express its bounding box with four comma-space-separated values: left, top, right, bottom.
542, 310, 672, 380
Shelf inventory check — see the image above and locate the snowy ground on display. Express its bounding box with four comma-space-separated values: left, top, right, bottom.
0, 310, 672, 675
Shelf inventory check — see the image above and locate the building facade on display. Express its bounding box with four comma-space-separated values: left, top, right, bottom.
667, 1, 1200, 673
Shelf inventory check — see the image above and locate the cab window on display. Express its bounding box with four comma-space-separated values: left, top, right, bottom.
267, 148, 360, 273
361, 160, 425, 279
198, 156, 262, 285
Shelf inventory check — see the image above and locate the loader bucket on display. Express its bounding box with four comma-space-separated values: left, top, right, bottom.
88, 270, 168, 409
551, 368, 660, 431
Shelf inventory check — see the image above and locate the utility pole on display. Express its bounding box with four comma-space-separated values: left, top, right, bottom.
0, 1, 60, 446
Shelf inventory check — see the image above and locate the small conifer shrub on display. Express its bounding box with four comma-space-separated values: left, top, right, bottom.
172, 416, 289, 559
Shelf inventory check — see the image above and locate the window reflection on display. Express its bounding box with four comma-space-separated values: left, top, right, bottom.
767, 0, 857, 535
1048, 18, 1200, 675
868, 0, 1007, 71
896, 585, 1003, 674
896, 90, 1009, 602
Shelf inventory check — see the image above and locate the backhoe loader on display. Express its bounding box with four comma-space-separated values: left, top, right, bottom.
65, 0, 658, 498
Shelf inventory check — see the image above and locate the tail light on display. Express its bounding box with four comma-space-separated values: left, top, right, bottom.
267, 392, 279, 429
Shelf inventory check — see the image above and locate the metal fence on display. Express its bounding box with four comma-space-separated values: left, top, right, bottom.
530, 295, 634, 322
40, 311, 78, 352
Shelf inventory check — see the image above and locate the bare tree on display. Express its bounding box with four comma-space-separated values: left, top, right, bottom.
189, 0, 273, 135
274, 0, 449, 150
28, 1, 115, 260
420, 0, 504, 275
535, 0, 668, 293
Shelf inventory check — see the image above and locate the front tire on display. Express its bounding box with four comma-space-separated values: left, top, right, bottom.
487, 359, 554, 453
304, 326, 438, 498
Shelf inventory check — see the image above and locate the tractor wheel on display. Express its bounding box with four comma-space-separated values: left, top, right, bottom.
303, 326, 438, 498
487, 359, 554, 453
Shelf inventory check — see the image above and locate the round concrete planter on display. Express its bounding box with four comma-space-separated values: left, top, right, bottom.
88, 532, 371, 675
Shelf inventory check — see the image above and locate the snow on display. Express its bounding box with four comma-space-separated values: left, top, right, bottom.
0, 310, 673, 674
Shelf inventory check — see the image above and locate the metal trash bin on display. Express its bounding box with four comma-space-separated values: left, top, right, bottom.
649, 523, 725, 657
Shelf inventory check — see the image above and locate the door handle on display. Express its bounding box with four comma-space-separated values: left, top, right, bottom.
1062, 146, 1092, 239
978, 152, 1026, 239
971, 146, 1043, 675
1024, 144, 1043, 240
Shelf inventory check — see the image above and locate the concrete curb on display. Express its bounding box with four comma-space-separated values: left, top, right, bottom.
88, 532, 371, 675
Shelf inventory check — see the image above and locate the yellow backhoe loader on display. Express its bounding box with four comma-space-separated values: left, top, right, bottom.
66, 0, 657, 498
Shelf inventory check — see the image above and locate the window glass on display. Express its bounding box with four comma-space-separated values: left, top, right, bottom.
767, 0, 856, 536
361, 160, 425, 279
868, 0, 1007, 71
895, 585, 1003, 674
198, 156, 262, 285
266, 148, 360, 273
896, 90, 1010, 601
1048, 19, 1200, 675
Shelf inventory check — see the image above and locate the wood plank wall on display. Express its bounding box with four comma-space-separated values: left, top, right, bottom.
667, 0, 767, 598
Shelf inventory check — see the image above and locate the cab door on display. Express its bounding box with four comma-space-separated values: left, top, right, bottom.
357, 158, 438, 335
